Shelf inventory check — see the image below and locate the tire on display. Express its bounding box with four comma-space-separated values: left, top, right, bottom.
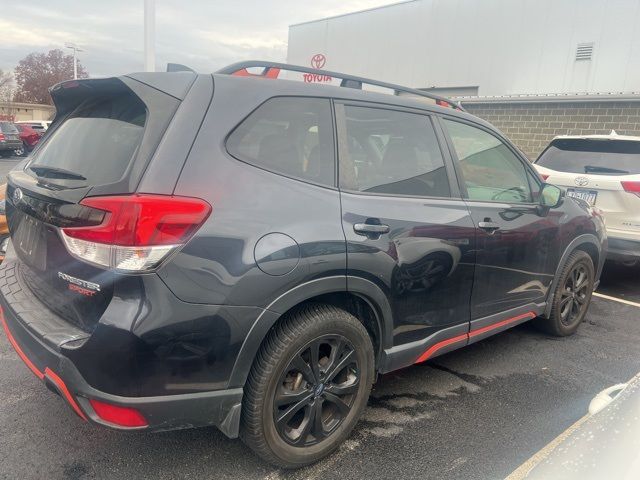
241, 304, 374, 468
14, 143, 25, 157
537, 250, 595, 336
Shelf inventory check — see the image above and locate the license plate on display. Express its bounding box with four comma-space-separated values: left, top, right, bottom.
566, 188, 598, 206
13, 215, 47, 269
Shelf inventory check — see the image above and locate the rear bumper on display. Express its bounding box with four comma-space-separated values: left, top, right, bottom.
1, 303, 244, 437
607, 237, 640, 261
0, 141, 21, 151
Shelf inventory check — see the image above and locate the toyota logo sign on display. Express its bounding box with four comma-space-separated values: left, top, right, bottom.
574, 176, 589, 187
311, 54, 326, 69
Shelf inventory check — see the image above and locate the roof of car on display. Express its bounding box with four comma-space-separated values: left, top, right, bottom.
210, 72, 490, 128
552, 130, 640, 142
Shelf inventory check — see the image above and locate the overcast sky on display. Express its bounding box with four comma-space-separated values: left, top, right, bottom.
0, 0, 393, 77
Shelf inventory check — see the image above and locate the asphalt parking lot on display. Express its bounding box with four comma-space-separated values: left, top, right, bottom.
0, 156, 22, 182
0, 154, 638, 479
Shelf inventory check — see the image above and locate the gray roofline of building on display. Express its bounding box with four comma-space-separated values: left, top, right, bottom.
455, 92, 640, 104
289, 0, 420, 28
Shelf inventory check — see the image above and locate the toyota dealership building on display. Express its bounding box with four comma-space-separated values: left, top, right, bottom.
286, 0, 640, 158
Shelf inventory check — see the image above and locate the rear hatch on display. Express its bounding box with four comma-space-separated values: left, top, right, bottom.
5, 76, 183, 333
534, 138, 640, 236
0, 122, 22, 149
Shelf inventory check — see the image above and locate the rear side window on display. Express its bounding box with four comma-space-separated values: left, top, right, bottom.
226, 97, 335, 186
29, 91, 146, 185
337, 105, 450, 198
536, 139, 640, 175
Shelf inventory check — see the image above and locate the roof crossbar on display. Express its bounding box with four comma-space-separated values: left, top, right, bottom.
216, 61, 464, 111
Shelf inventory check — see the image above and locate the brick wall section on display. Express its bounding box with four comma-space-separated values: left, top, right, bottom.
462, 101, 640, 160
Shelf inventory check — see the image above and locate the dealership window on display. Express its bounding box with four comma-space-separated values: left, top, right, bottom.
226, 97, 335, 186
443, 119, 533, 203
338, 105, 450, 198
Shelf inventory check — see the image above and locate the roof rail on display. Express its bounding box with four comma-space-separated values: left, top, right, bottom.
216, 61, 464, 111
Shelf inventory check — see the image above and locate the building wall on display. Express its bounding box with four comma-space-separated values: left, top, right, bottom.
463, 101, 640, 159
0, 102, 55, 122
288, 0, 640, 96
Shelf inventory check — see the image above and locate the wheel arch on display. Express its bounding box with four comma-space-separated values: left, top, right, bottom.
544, 233, 602, 317
227, 276, 393, 388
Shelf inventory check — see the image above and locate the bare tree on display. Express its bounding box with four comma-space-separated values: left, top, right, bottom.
0, 69, 14, 101
0, 70, 17, 121
14, 49, 88, 105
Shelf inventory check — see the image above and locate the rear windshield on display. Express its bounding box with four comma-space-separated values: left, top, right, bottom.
0, 122, 18, 134
29, 91, 146, 184
536, 139, 640, 175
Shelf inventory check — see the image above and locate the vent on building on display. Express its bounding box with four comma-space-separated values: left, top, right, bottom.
575, 43, 594, 61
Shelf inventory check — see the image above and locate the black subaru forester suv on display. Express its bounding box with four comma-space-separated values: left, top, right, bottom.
0, 62, 606, 468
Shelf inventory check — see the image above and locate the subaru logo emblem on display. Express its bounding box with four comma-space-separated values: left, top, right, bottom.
12, 187, 23, 204
574, 177, 589, 187
314, 383, 326, 397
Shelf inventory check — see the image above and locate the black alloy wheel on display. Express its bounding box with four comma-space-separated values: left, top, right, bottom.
537, 250, 595, 336
559, 262, 590, 326
274, 335, 359, 446
241, 304, 374, 468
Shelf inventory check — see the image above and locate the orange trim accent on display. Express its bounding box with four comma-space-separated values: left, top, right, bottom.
0, 307, 87, 421
468, 311, 536, 338
44, 367, 88, 421
0, 307, 45, 380
415, 333, 467, 364
414, 311, 537, 364
231, 67, 281, 79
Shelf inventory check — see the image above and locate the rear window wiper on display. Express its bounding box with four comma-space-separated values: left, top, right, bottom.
28, 165, 87, 181
584, 165, 630, 175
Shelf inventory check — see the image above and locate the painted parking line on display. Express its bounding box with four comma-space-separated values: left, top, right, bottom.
593, 292, 640, 308
504, 413, 591, 480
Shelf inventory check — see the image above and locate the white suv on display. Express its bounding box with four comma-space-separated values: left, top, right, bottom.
534, 131, 640, 264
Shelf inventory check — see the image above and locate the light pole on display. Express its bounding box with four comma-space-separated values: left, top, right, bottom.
144, 0, 156, 72
65, 42, 83, 79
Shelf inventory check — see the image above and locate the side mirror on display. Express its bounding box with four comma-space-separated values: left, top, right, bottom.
539, 183, 564, 209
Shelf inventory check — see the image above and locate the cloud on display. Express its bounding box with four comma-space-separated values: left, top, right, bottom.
0, 0, 392, 77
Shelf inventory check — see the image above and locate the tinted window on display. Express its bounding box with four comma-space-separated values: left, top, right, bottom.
536, 139, 640, 175
29, 91, 146, 185
226, 97, 335, 186
444, 119, 532, 203
0, 122, 18, 134
338, 105, 450, 197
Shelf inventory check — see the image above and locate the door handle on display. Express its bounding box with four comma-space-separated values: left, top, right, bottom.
478, 221, 500, 234
353, 223, 390, 236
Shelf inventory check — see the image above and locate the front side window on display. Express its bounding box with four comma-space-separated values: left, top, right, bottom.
226, 97, 335, 186
444, 119, 533, 203
338, 105, 450, 198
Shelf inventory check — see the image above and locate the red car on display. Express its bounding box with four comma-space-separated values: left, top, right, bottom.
13, 123, 41, 156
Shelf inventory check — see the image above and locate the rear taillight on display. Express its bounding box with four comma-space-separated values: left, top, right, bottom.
0, 133, 5, 142
621, 181, 640, 197
61, 194, 211, 272
540, 174, 550, 181
89, 399, 148, 428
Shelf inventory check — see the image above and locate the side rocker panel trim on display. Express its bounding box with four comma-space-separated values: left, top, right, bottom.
382, 303, 545, 373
